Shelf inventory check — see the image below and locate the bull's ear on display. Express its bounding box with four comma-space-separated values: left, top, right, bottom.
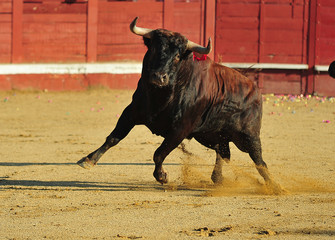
181, 50, 193, 60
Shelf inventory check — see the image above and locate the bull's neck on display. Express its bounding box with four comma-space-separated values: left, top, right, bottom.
144, 81, 173, 116
176, 53, 206, 88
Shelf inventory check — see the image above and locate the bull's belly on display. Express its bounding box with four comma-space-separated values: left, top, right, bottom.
188, 128, 229, 148
145, 122, 171, 138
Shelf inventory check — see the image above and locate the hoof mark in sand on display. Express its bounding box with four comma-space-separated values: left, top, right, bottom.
256, 229, 277, 236
181, 226, 232, 237
115, 234, 143, 239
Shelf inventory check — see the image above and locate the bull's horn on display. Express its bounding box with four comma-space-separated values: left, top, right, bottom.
130, 17, 153, 38
187, 38, 212, 54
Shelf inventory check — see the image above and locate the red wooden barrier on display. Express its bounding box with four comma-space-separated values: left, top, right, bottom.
12, 0, 23, 63
215, 0, 335, 96
216, 0, 307, 63
87, 0, 98, 62
312, 0, 335, 96
0, 0, 12, 63
0, 0, 211, 63
22, 1, 87, 62
0, 0, 334, 95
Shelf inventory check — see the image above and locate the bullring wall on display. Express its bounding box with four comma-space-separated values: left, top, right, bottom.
0, 0, 334, 95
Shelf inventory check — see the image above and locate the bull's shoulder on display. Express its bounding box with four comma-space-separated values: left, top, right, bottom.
208, 63, 261, 108
211, 63, 257, 90
211, 63, 251, 83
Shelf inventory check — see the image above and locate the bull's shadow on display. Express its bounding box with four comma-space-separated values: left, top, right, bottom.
0, 162, 178, 167
0, 177, 204, 193
0, 178, 160, 192
0, 161, 189, 192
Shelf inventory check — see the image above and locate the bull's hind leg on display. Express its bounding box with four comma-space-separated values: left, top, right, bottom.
211, 142, 230, 184
246, 137, 285, 194
77, 105, 135, 169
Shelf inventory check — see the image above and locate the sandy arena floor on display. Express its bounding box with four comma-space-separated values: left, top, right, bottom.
1, 89, 334, 239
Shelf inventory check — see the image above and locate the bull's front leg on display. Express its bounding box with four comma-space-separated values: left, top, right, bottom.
153, 134, 186, 184
77, 105, 136, 169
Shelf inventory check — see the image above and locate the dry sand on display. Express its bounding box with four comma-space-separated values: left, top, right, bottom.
1, 89, 334, 239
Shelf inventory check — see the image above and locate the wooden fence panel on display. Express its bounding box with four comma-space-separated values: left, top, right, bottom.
261, 70, 303, 95
316, 0, 335, 65
0, 0, 334, 94
215, 0, 260, 62
173, 1, 202, 44
215, 0, 335, 95
0, 0, 11, 12
261, 1, 306, 63
0, 1, 11, 63
314, 74, 335, 96
312, 0, 335, 95
97, 1, 163, 61
215, 0, 307, 64
22, 1, 87, 63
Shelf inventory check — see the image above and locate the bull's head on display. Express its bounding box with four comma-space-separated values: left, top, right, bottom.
130, 17, 211, 87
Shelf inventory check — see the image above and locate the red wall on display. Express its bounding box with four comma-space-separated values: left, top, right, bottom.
4, 0, 207, 63
97, 1, 163, 62
0, 0, 11, 63
316, 0, 335, 66
313, 0, 335, 96
0, 0, 334, 95
215, 0, 307, 64
22, 1, 87, 63
215, 0, 335, 96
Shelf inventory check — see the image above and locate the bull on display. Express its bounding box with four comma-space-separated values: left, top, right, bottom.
78, 17, 281, 192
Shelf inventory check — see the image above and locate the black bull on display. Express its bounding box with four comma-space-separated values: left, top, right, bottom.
78, 17, 282, 192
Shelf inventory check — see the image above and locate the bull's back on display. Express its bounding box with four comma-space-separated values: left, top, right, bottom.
212, 63, 260, 105
196, 62, 262, 136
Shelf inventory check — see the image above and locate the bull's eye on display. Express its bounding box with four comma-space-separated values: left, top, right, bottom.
174, 53, 180, 62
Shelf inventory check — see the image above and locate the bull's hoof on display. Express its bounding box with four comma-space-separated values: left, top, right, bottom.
211, 172, 224, 185
265, 180, 288, 195
77, 157, 95, 170
154, 171, 168, 185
